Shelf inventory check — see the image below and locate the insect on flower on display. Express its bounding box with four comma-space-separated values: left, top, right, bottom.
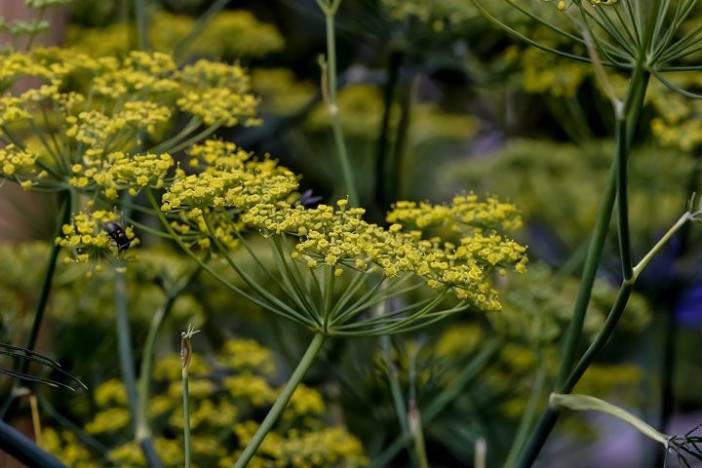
299, 189, 323, 207
103, 221, 132, 253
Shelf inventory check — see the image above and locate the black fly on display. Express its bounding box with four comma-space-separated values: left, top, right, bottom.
104, 222, 132, 253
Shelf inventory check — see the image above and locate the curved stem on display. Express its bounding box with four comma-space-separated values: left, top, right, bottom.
234, 333, 325, 468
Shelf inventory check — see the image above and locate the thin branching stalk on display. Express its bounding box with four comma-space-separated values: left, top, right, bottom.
234, 333, 325, 468
517, 60, 652, 468
408, 402, 429, 468
518, 201, 697, 468
371, 340, 500, 468
317, 0, 358, 204
180, 324, 199, 468
380, 334, 415, 467
173, 0, 229, 62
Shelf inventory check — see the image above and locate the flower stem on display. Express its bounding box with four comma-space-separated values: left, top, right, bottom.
115, 265, 161, 468
136, 272, 198, 467
234, 333, 325, 468
318, 0, 358, 204
409, 403, 429, 468
134, 0, 149, 50
503, 365, 548, 468
0, 419, 63, 467
20, 191, 72, 375
180, 323, 199, 468
516, 67, 651, 468
0, 191, 73, 421
371, 340, 500, 468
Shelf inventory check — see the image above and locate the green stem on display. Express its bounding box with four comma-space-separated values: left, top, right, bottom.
114, 267, 139, 426
320, 1, 358, 204
371, 340, 499, 468
375, 48, 404, 216
234, 333, 325, 468
134, 0, 149, 50
554, 157, 617, 388
19, 191, 72, 374
516, 68, 651, 468
173, 0, 229, 62
136, 273, 197, 467
503, 366, 548, 468
182, 365, 191, 468
115, 264, 161, 468
381, 333, 415, 467
409, 404, 429, 468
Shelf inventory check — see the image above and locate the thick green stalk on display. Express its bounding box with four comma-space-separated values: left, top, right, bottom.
320, 1, 358, 204
517, 68, 651, 468
115, 266, 161, 468
554, 158, 617, 388
503, 366, 548, 468
234, 334, 325, 468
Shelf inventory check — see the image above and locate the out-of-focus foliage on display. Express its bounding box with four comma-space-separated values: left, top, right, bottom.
42, 337, 366, 467
67, 10, 284, 59
441, 140, 694, 246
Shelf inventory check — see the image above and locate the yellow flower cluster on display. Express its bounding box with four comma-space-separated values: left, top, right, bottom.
0, 48, 259, 196
0, 144, 40, 181
68, 10, 284, 59
244, 198, 526, 310
219, 338, 277, 375
161, 139, 298, 212
43, 337, 366, 467
71, 150, 174, 198
231, 423, 367, 468
154, 135, 528, 310
176, 60, 260, 126
388, 194, 524, 232
57, 210, 136, 262
65, 101, 172, 147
